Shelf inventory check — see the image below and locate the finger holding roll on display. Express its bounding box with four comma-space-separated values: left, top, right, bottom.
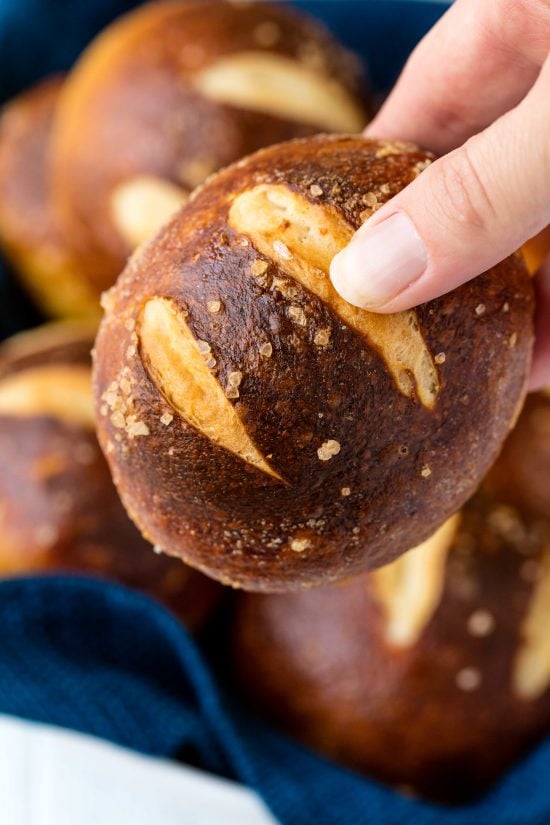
93, 135, 534, 591
0, 323, 221, 629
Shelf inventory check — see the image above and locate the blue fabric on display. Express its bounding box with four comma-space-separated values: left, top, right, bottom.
0, 1, 445, 100
1, 576, 550, 825
2, 2, 549, 822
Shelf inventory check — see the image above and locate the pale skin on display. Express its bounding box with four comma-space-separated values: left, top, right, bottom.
330, 0, 550, 388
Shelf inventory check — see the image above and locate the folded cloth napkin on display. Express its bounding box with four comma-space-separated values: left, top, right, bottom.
0, 576, 548, 825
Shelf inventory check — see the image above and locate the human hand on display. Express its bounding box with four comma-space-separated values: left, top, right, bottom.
330, 0, 550, 388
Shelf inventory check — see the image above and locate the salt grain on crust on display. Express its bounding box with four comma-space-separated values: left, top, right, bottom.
467, 609, 495, 637
290, 537, 312, 553
314, 328, 331, 347
455, 667, 482, 691
288, 305, 307, 326
251, 259, 269, 277
318, 439, 341, 461
273, 239, 293, 260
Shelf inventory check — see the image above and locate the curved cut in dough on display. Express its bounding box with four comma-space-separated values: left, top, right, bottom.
139, 297, 281, 480
229, 184, 440, 409
521, 227, 550, 276
371, 514, 460, 648
191, 51, 366, 133
513, 547, 550, 701
0, 320, 98, 363
0, 365, 94, 427
110, 175, 188, 248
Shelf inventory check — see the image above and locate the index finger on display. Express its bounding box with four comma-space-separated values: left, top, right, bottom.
367, 0, 550, 154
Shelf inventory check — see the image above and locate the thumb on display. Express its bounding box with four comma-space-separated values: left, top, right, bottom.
330, 57, 550, 312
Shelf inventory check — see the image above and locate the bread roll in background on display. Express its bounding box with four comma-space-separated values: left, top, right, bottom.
0, 77, 99, 319
50, 0, 369, 290
232, 491, 550, 801
485, 390, 550, 520
0, 323, 221, 629
93, 134, 534, 592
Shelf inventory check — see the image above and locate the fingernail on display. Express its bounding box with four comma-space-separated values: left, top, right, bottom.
330, 211, 427, 309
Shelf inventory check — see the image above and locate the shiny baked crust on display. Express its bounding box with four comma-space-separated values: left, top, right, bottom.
232, 490, 550, 801
50, 0, 368, 289
0, 77, 100, 318
485, 390, 550, 520
0, 322, 220, 628
93, 135, 534, 591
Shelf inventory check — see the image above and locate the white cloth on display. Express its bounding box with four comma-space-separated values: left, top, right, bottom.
0, 714, 279, 825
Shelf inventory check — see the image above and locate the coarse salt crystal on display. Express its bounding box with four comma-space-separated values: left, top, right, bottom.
317, 439, 341, 461
273, 240, 293, 260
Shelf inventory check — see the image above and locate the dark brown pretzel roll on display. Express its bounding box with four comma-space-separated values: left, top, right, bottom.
232, 495, 550, 801
0, 323, 221, 628
0, 77, 100, 319
93, 135, 534, 591
50, 0, 368, 290
485, 389, 550, 520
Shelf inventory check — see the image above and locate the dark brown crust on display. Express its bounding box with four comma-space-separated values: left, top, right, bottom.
0, 325, 221, 628
485, 391, 550, 520
0, 75, 61, 244
50, 0, 368, 289
0, 321, 98, 377
231, 490, 550, 801
93, 135, 534, 591
0, 77, 100, 318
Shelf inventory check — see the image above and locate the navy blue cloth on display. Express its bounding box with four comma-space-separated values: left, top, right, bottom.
0, 1, 446, 100
1, 576, 550, 825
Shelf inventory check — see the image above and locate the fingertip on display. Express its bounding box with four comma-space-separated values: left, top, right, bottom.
329, 242, 371, 309
329, 212, 428, 312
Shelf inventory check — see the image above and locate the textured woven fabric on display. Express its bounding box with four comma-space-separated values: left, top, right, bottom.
0, 576, 549, 825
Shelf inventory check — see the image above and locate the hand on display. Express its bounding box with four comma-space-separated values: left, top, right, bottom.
330, 0, 550, 389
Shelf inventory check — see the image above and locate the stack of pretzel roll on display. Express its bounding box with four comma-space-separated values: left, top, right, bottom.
1, 0, 549, 804
0, 0, 368, 316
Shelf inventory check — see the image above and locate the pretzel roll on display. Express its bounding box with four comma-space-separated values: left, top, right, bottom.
0, 77, 100, 319
50, 0, 368, 290
0, 323, 220, 628
93, 135, 534, 591
485, 390, 550, 520
232, 495, 550, 801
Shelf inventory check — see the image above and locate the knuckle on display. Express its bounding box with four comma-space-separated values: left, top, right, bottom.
491, 0, 550, 59
427, 144, 498, 233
